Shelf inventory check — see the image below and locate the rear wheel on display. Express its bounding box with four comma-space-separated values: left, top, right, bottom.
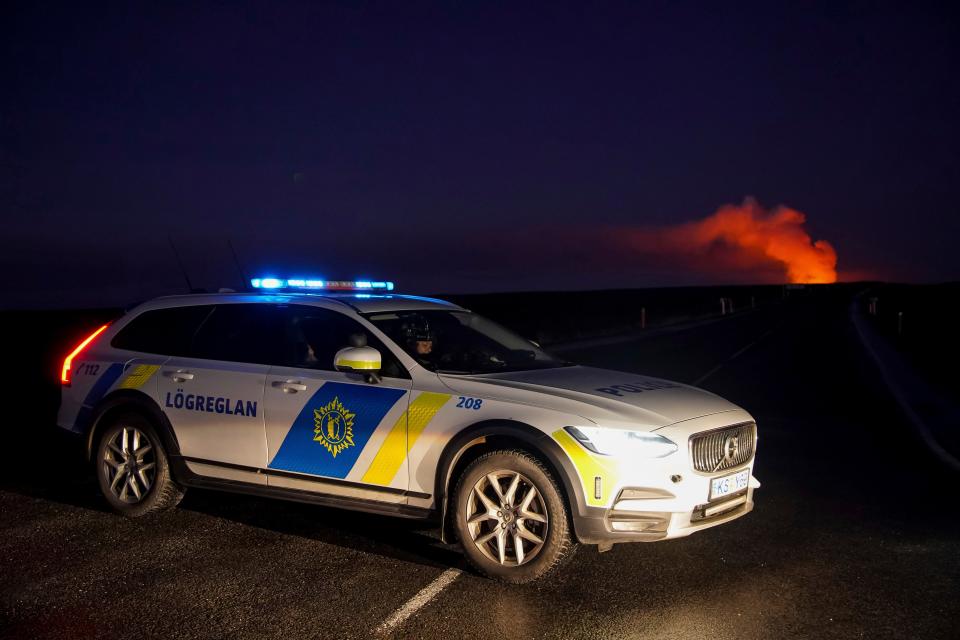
453, 449, 576, 583
95, 413, 184, 517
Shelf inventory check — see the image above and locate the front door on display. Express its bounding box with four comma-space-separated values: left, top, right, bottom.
263, 306, 414, 501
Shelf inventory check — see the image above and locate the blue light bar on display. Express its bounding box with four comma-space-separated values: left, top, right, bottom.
250, 278, 394, 292
250, 278, 284, 289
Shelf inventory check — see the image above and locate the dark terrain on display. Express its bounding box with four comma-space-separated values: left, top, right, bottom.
857, 282, 960, 403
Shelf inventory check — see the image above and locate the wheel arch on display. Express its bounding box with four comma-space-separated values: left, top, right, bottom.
435, 419, 587, 543
85, 390, 181, 464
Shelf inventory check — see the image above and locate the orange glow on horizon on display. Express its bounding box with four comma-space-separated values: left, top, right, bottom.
624, 199, 838, 284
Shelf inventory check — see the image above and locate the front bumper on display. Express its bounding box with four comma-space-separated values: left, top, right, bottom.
572, 482, 757, 544
560, 411, 761, 545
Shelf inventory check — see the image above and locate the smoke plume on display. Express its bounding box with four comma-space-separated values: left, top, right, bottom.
622, 199, 838, 284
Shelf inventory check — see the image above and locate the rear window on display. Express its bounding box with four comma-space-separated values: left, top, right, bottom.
111, 305, 213, 356
189, 304, 288, 365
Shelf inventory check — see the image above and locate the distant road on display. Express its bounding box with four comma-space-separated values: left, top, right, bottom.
1, 288, 957, 639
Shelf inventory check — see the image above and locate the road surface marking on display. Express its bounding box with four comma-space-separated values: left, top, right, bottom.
375, 568, 461, 635
692, 330, 774, 386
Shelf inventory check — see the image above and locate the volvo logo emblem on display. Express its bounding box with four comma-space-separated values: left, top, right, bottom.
723, 435, 740, 463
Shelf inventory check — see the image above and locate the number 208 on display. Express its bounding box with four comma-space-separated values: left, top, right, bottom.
456, 396, 483, 410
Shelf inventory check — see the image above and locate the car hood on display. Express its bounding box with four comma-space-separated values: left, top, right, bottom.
438, 365, 743, 429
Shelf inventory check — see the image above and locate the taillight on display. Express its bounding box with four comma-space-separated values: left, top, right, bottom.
61, 324, 109, 385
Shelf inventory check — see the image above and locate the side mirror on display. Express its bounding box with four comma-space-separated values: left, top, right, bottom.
334, 345, 382, 383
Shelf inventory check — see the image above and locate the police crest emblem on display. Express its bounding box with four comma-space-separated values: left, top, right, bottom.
313, 396, 356, 457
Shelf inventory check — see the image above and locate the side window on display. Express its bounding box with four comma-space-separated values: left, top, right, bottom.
189, 304, 287, 365
284, 306, 408, 379
111, 305, 213, 356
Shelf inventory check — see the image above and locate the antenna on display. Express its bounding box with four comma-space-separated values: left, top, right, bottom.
227, 238, 250, 291
167, 234, 194, 292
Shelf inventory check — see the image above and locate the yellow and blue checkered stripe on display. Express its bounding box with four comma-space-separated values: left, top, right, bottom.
267, 384, 451, 487
118, 364, 161, 389
70, 362, 161, 433
362, 392, 451, 486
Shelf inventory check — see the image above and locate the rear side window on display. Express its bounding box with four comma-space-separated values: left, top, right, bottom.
111, 305, 213, 356
285, 306, 408, 378
189, 304, 287, 365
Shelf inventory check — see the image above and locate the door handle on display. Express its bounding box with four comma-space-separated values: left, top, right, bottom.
272, 380, 307, 393
165, 370, 195, 382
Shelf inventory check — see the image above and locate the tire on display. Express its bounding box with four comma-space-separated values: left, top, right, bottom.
94, 413, 184, 517
453, 449, 577, 583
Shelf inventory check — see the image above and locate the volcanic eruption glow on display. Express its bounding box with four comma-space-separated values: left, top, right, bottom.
624, 199, 838, 284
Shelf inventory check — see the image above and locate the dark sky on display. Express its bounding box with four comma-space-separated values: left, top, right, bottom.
2, 1, 958, 307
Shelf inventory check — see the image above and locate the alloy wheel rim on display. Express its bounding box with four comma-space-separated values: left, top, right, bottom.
465, 470, 549, 567
102, 427, 156, 504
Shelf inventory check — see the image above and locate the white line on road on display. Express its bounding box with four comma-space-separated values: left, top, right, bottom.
375, 568, 461, 635
691, 330, 774, 387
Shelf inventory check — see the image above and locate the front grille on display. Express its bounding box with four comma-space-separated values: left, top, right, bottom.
690, 422, 755, 473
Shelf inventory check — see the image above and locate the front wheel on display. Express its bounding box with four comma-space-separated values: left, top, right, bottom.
453, 449, 577, 583
95, 413, 184, 517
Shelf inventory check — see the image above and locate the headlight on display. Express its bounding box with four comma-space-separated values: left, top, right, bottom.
565, 426, 677, 458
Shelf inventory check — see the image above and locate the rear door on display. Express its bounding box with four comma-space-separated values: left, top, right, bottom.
263, 306, 415, 502
157, 304, 286, 481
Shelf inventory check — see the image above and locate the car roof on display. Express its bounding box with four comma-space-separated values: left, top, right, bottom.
138, 292, 464, 314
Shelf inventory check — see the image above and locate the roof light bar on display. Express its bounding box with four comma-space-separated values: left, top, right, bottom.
250, 278, 394, 292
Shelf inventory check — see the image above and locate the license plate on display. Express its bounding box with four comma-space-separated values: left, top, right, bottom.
710, 468, 749, 500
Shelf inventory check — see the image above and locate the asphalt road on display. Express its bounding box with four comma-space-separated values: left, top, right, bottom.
2, 288, 957, 639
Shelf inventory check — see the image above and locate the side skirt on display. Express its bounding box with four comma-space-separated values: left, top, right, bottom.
170, 456, 436, 521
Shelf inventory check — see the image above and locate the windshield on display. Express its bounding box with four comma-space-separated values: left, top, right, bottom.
364, 310, 569, 374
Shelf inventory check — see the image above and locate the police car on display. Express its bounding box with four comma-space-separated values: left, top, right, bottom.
58, 278, 759, 583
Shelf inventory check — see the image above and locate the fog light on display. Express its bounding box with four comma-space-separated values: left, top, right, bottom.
617, 487, 675, 500
610, 519, 661, 532
606, 511, 670, 534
